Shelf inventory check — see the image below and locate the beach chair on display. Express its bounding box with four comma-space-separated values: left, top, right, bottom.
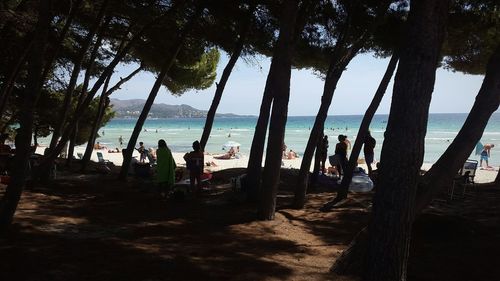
450, 159, 478, 200
96, 152, 112, 164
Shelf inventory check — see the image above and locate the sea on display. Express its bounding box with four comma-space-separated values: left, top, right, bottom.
69, 113, 500, 166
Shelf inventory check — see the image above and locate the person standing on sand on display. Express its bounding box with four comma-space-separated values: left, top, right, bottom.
156, 139, 176, 198
319, 135, 329, 173
363, 130, 376, 177
137, 142, 146, 162
480, 143, 495, 168
334, 135, 349, 177
184, 140, 204, 195
118, 135, 123, 147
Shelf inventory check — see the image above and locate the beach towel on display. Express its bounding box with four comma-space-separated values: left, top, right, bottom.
156, 147, 176, 185
475, 142, 484, 156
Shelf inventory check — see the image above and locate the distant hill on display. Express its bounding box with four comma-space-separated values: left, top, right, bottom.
110, 98, 250, 118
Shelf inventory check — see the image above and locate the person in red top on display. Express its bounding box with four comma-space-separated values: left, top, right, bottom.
183, 140, 204, 195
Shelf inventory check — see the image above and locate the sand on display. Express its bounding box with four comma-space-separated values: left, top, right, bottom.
36, 146, 499, 184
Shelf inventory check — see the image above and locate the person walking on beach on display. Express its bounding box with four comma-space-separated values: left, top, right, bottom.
363, 130, 376, 177
137, 142, 146, 163
156, 139, 176, 198
183, 140, 204, 195
480, 143, 495, 168
118, 135, 123, 147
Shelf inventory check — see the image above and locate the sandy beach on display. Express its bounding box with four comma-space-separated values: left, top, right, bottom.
37, 146, 499, 184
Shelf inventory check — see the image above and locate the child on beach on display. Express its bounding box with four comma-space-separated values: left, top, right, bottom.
184, 141, 204, 194
137, 142, 146, 163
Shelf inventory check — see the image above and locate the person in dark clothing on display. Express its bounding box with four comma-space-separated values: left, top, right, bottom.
183, 140, 204, 195
363, 130, 376, 177
334, 135, 349, 176
319, 135, 329, 173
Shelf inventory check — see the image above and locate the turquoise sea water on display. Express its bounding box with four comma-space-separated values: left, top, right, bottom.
68, 113, 500, 166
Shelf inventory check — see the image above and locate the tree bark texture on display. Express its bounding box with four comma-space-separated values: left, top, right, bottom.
335, 52, 399, 202
416, 44, 500, 211
0, 0, 52, 231
245, 89, 272, 201
119, 7, 201, 180
48, 1, 108, 150
363, 1, 450, 280
257, 0, 300, 220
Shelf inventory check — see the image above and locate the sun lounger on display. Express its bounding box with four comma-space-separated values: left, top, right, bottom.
96, 152, 112, 164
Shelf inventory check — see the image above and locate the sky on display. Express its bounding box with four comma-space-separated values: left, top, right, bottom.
108, 51, 488, 116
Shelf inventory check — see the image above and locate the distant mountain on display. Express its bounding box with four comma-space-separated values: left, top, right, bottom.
110, 98, 250, 118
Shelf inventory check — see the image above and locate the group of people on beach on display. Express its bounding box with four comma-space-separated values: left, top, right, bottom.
318, 131, 377, 179
282, 143, 298, 160
129, 139, 205, 198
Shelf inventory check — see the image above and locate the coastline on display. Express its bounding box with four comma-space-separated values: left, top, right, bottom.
36, 146, 499, 184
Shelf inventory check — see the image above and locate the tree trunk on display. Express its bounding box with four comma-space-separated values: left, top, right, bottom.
257, 0, 300, 220
415, 44, 500, 211
40, 0, 83, 83
292, 2, 392, 209
363, 1, 449, 280
245, 90, 272, 201
80, 64, 142, 171
332, 52, 399, 206
39, 15, 156, 170
199, 4, 254, 150
104, 64, 143, 97
119, 7, 201, 180
495, 169, 500, 187
293, 58, 354, 208
48, 1, 108, 150
81, 74, 112, 171
331, 44, 500, 278
0, 0, 51, 231
200, 34, 247, 150
0, 39, 33, 117
66, 122, 78, 167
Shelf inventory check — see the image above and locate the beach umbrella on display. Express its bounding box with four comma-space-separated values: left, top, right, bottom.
222, 141, 241, 149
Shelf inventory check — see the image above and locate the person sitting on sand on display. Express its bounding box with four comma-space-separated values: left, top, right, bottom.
108, 147, 120, 153
214, 147, 235, 160
94, 142, 108, 150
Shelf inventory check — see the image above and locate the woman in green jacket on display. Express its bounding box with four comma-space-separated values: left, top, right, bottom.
156, 139, 176, 197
